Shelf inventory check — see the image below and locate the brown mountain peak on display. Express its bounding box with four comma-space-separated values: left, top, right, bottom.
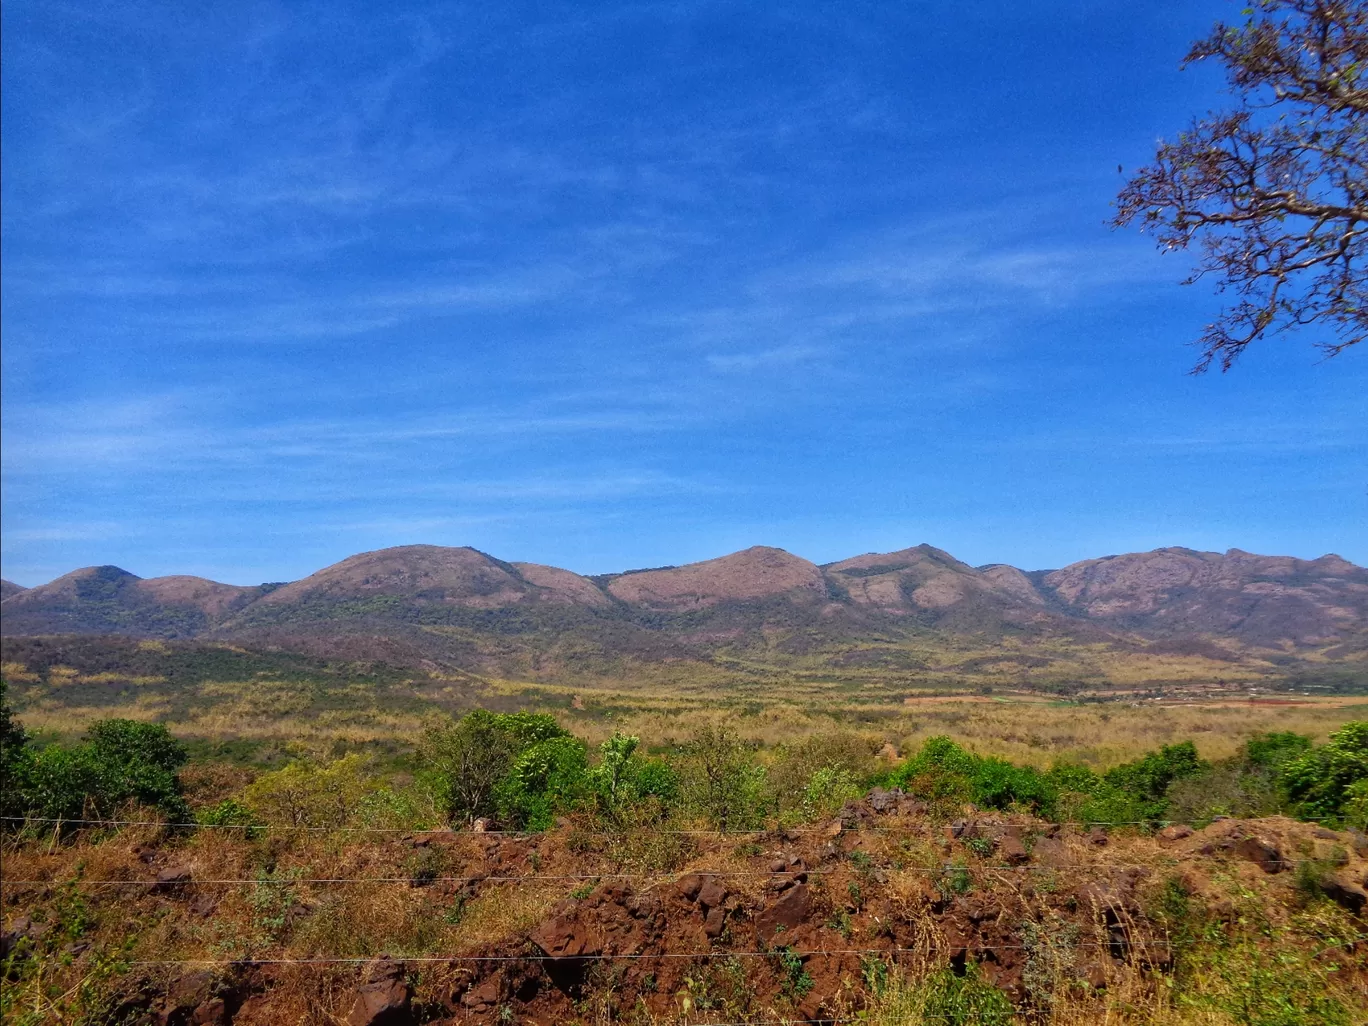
253, 544, 528, 609
606, 546, 824, 610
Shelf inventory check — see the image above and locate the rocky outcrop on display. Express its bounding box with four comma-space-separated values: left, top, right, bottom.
345, 959, 411, 1026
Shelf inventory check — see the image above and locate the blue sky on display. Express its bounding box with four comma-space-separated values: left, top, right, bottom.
2, 0, 1365, 587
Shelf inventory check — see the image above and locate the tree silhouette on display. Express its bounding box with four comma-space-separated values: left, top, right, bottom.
1114, 0, 1367, 370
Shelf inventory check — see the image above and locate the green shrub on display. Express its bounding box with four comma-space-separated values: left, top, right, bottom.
892, 736, 1057, 817
0, 680, 33, 820
799, 765, 863, 820
1244, 731, 1313, 771
680, 725, 771, 830
588, 733, 679, 825
496, 735, 590, 830
242, 754, 376, 828
1104, 741, 1205, 809
86, 719, 187, 773
197, 797, 262, 832
1282, 722, 1368, 825
768, 730, 877, 813
969, 757, 1056, 815
917, 962, 1015, 1026
356, 784, 441, 830
421, 710, 571, 825
15, 718, 190, 824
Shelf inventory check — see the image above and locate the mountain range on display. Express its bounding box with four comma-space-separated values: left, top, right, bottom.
3, 543, 1366, 688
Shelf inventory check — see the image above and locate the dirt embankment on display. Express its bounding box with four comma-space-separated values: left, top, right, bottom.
6, 797, 1366, 1025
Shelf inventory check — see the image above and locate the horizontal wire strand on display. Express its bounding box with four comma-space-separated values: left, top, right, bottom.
1, 813, 1337, 834
1, 855, 1331, 889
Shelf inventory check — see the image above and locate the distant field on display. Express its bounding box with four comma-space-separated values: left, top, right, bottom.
4, 635, 1364, 771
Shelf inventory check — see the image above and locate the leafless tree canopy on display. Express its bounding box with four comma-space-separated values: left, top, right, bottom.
1114, 0, 1368, 370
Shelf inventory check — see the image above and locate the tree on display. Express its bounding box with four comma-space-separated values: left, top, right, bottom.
1, 680, 33, 819
420, 710, 571, 825
1114, 0, 1368, 370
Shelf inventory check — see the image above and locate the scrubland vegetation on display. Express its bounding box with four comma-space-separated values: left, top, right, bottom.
3, 674, 1367, 1025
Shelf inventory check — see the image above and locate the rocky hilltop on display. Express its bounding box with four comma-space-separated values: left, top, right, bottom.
3, 543, 1364, 685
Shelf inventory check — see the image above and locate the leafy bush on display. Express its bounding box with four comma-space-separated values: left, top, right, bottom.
918, 962, 1014, 1026
1165, 733, 1314, 824
497, 735, 590, 830
680, 725, 771, 830
891, 736, 1057, 816
1244, 731, 1314, 771
768, 730, 877, 814
17, 719, 191, 824
1, 679, 33, 820
356, 784, 441, 830
1103, 741, 1205, 811
864, 962, 1014, 1026
1343, 778, 1368, 831
86, 719, 187, 773
242, 753, 376, 828
197, 797, 261, 831
421, 710, 571, 825
588, 733, 679, 825
1282, 722, 1368, 825
799, 765, 863, 820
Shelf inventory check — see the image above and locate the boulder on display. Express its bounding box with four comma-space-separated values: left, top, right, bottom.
346, 959, 411, 1026
703, 907, 727, 940
529, 914, 603, 960
460, 977, 502, 1014
153, 866, 194, 895
755, 884, 812, 943
1321, 874, 1367, 916
156, 971, 234, 1026
1231, 835, 1285, 874
1157, 825, 1193, 843
697, 877, 727, 911
867, 787, 903, 813
675, 874, 705, 902
0, 916, 46, 959
999, 835, 1029, 866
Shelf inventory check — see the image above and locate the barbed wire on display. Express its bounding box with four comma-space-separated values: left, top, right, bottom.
2, 853, 1333, 890
1, 812, 1340, 835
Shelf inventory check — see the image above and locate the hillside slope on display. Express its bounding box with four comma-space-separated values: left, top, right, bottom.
3, 543, 1363, 686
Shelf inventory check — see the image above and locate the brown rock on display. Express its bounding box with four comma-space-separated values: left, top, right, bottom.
190, 999, 227, 1026
676, 874, 704, 902
529, 914, 603, 959
1031, 837, 1066, 866
1157, 825, 1193, 843
703, 907, 727, 939
156, 972, 216, 1026
755, 884, 812, 943
460, 977, 502, 1013
153, 866, 193, 894
697, 877, 727, 910
999, 835, 1029, 866
1, 916, 46, 959
1321, 874, 1367, 916
1087, 827, 1108, 846
1232, 835, 1285, 874
346, 959, 411, 1026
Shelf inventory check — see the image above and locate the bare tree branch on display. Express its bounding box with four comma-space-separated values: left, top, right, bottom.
1114, 0, 1368, 370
